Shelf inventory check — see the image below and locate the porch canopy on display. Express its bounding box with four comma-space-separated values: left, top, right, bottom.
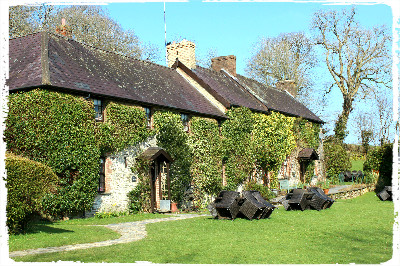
138, 147, 173, 162
298, 148, 319, 160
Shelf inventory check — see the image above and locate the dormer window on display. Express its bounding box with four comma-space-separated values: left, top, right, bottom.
94, 99, 104, 121
181, 113, 189, 132
144, 107, 152, 128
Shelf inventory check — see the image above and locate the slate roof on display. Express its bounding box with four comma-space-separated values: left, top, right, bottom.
193, 66, 268, 113
8, 32, 323, 124
236, 75, 324, 124
8, 32, 226, 119
298, 148, 319, 160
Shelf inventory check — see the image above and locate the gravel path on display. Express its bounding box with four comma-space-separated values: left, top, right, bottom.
9, 213, 208, 258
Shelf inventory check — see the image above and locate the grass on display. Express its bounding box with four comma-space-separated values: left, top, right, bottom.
13, 192, 394, 264
351, 159, 365, 171
8, 213, 169, 252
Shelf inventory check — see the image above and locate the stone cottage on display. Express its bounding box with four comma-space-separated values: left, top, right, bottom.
8, 31, 324, 214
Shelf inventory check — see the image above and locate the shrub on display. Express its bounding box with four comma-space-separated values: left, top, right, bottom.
6, 89, 100, 217
324, 141, 351, 182
363, 144, 392, 190
5, 153, 58, 234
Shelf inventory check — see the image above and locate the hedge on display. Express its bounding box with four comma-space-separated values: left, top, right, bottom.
5, 153, 58, 234
363, 144, 392, 191
5, 89, 100, 217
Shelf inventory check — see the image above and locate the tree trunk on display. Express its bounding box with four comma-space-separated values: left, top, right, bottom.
334, 96, 353, 143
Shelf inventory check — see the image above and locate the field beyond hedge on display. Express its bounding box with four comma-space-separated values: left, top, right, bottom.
12, 192, 394, 264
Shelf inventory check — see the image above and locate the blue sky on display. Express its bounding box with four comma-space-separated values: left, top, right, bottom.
103, 1, 395, 144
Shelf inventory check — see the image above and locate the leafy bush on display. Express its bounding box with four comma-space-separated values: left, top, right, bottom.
363, 144, 392, 190
6, 89, 100, 217
127, 182, 151, 213
324, 141, 351, 182
5, 153, 58, 234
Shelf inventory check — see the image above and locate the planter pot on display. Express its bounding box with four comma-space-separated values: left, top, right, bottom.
171, 202, 178, 213
323, 188, 329, 194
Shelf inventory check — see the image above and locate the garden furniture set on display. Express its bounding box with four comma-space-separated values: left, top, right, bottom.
377, 186, 392, 201
339, 170, 364, 183
281, 187, 334, 211
208, 190, 276, 220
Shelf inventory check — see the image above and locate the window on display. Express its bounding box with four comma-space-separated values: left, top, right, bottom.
181, 113, 189, 132
144, 107, 152, 127
98, 157, 105, 193
94, 99, 104, 121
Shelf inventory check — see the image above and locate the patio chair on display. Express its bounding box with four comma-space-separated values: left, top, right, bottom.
214, 191, 241, 219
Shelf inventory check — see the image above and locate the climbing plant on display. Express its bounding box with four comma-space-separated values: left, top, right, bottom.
221, 107, 256, 189
153, 111, 193, 203
6, 89, 100, 217
127, 159, 152, 213
294, 118, 320, 150
96, 102, 150, 153
189, 117, 223, 207
252, 112, 297, 178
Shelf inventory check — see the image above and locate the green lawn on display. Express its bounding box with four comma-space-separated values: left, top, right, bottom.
13, 192, 394, 264
9, 213, 169, 251
351, 159, 365, 171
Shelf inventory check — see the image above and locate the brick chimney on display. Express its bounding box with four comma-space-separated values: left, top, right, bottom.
167, 39, 196, 69
55, 18, 72, 39
211, 55, 236, 77
276, 80, 297, 97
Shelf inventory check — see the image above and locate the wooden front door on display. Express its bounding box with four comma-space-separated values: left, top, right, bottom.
150, 158, 171, 212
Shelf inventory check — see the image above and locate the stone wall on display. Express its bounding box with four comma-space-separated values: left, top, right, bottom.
88, 135, 157, 216
328, 184, 375, 200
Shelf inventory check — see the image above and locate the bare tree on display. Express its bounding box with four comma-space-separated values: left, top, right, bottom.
197, 48, 219, 69
373, 89, 393, 145
9, 5, 155, 61
311, 7, 391, 143
245, 32, 316, 98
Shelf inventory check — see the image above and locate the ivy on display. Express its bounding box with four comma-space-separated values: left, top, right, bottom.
294, 118, 320, 150
153, 111, 193, 203
253, 111, 296, 174
221, 107, 256, 189
6, 89, 100, 217
96, 102, 150, 153
189, 117, 223, 207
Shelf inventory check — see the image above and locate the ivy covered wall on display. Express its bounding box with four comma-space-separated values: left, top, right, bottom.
6, 89, 322, 215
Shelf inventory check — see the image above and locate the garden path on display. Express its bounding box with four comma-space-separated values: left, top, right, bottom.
9, 213, 208, 258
